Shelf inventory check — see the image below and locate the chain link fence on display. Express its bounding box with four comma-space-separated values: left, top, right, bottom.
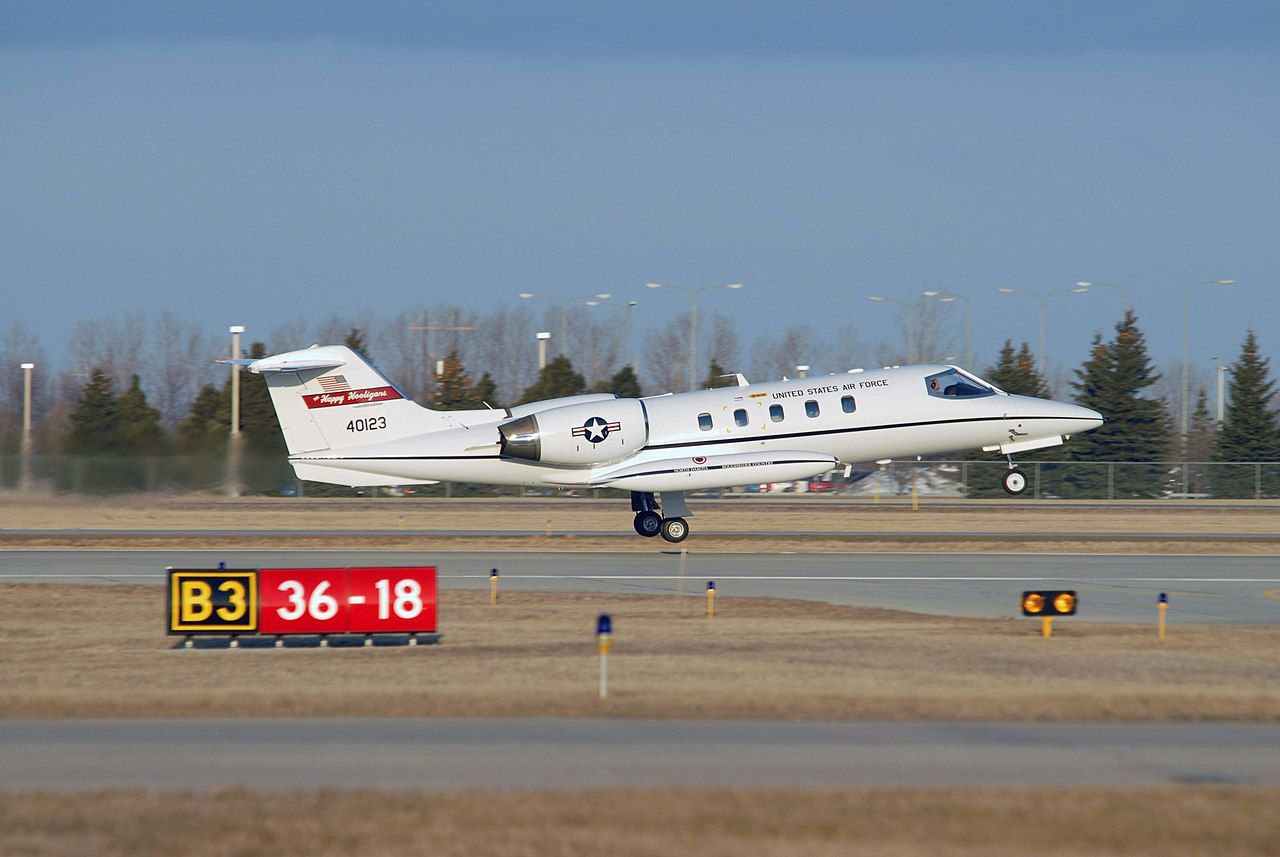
2, 454, 1280, 500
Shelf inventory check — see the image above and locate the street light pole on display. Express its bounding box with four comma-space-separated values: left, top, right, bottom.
518, 291, 612, 362
645, 282, 743, 391
19, 362, 34, 491
1215, 358, 1227, 424
1074, 280, 1132, 310
535, 331, 551, 370
228, 325, 245, 498
995, 287, 1087, 375
923, 291, 973, 368
1182, 279, 1236, 442
868, 296, 917, 364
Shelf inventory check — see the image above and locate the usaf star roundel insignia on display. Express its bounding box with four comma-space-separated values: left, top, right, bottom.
572, 416, 621, 443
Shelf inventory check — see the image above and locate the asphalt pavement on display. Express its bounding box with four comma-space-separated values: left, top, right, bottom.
3, 719, 1277, 790
2, 549, 1278, 624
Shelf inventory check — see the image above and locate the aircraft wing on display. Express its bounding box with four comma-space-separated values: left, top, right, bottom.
588, 450, 836, 492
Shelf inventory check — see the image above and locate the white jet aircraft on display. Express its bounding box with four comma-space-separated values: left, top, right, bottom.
239, 345, 1103, 542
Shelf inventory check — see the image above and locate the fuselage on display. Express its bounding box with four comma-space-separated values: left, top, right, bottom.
289, 364, 1102, 488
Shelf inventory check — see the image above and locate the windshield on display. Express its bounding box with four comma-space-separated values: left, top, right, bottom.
925, 369, 995, 399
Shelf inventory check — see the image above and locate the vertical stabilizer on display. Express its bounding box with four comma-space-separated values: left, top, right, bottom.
247, 346, 447, 454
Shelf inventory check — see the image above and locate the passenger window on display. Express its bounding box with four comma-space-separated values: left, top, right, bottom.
698, 413, 713, 431
841, 395, 856, 413
805, 400, 820, 418
925, 369, 995, 399
769, 404, 784, 422
734, 408, 748, 427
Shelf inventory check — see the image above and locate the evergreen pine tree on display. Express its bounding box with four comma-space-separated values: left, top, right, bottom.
66, 368, 123, 454
597, 365, 642, 398
701, 360, 734, 389
177, 383, 227, 452
472, 372, 500, 409
1060, 311, 1171, 497
118, 374, 167, 454
429, 351, 477, 409
985, 341, 1050, 398
1212, 331, 1280, 497
519, 356, 586, 404
234, 342, 286, 455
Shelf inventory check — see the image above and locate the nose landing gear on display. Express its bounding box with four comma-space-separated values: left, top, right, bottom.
1001, 454, 1028, 496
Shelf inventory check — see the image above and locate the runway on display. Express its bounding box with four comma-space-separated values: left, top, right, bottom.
3, 719, 1277, 790
3, 549, 1278, 624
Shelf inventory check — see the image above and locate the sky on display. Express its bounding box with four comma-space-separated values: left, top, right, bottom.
3, 1, 1279, 387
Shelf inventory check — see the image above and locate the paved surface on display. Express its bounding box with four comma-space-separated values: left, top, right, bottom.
3, 549, 1278, 624
3, 719, 1277, 790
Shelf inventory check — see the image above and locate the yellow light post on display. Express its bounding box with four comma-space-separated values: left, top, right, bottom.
706, 580, 715, 619
1158, 592, 1168, 639
490, 569, 499, 605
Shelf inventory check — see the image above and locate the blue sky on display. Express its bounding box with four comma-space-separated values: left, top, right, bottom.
3, 2, 1279, 385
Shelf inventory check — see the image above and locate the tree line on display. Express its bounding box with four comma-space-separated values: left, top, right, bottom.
6, 307, 1280, 494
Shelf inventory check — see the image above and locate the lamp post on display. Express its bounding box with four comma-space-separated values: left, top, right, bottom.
587, 299, 639, 377
228, 325, 245, 498
796, 364, 810, 379
535, 331, 551, 370
868, 295, 917, 364
1214, 356, 1227, 424
645, 282, 743, 391
518, 291, 612, 361
922, 290, 973, 368
995, 287, 1087, 374
1182, 279, 1235, 440
19, 362, 34, 491
1073, 280, 1132, 309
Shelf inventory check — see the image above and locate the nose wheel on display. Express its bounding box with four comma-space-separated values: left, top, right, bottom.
1001, 467, 1028, 495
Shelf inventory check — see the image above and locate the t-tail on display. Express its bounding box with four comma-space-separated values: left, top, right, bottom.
229, 345, 489, 459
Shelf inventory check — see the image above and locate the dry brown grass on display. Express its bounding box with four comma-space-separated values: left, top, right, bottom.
3, 786, 1279, 856
6, 494, 1280, 552
2, 584, 1277, 720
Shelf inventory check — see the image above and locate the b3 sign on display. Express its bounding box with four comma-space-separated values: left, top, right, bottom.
166, 567, 436, 635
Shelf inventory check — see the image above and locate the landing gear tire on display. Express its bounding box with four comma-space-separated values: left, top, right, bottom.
634, 511, 663, 538
660, 517, 689, 543
1002, 467, 1028, 496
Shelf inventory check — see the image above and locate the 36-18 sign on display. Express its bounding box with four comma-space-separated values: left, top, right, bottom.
167, 567, 437, 636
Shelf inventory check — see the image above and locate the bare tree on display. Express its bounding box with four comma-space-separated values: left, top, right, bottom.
643, 314, 689, 394
148, 312, 219, 428
69, 313, 147, 390
750, 325, 812, 381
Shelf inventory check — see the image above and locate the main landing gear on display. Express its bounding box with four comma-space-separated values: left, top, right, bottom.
631, 490, 691, 543
1001, 454, 1028, 496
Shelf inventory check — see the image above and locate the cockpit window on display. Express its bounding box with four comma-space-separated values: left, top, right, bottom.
925, 369, 994, 399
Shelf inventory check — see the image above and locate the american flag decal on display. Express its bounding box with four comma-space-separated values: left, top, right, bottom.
317, 375, 351, 393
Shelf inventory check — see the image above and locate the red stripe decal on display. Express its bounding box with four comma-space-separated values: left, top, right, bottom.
303, 386, 403, 409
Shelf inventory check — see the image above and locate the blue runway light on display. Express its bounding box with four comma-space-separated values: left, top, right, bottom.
1159, 592, 1168, 605
597, 613, 612, 636
707, 580, 715, 591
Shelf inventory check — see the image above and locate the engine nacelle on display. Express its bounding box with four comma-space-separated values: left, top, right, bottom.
498, 400, 648, 466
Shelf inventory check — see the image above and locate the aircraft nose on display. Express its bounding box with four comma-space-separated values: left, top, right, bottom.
1060, 402, 1104, 427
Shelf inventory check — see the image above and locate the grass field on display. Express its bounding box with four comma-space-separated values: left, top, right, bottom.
4, 494, 1280, 552
3, 786, 1278, 856
2, 584, 1277, 720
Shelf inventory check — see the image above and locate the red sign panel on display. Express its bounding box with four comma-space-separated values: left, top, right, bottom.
302, 386, 403, 409
347, 567, 437, 633
258, 567, 436, 634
